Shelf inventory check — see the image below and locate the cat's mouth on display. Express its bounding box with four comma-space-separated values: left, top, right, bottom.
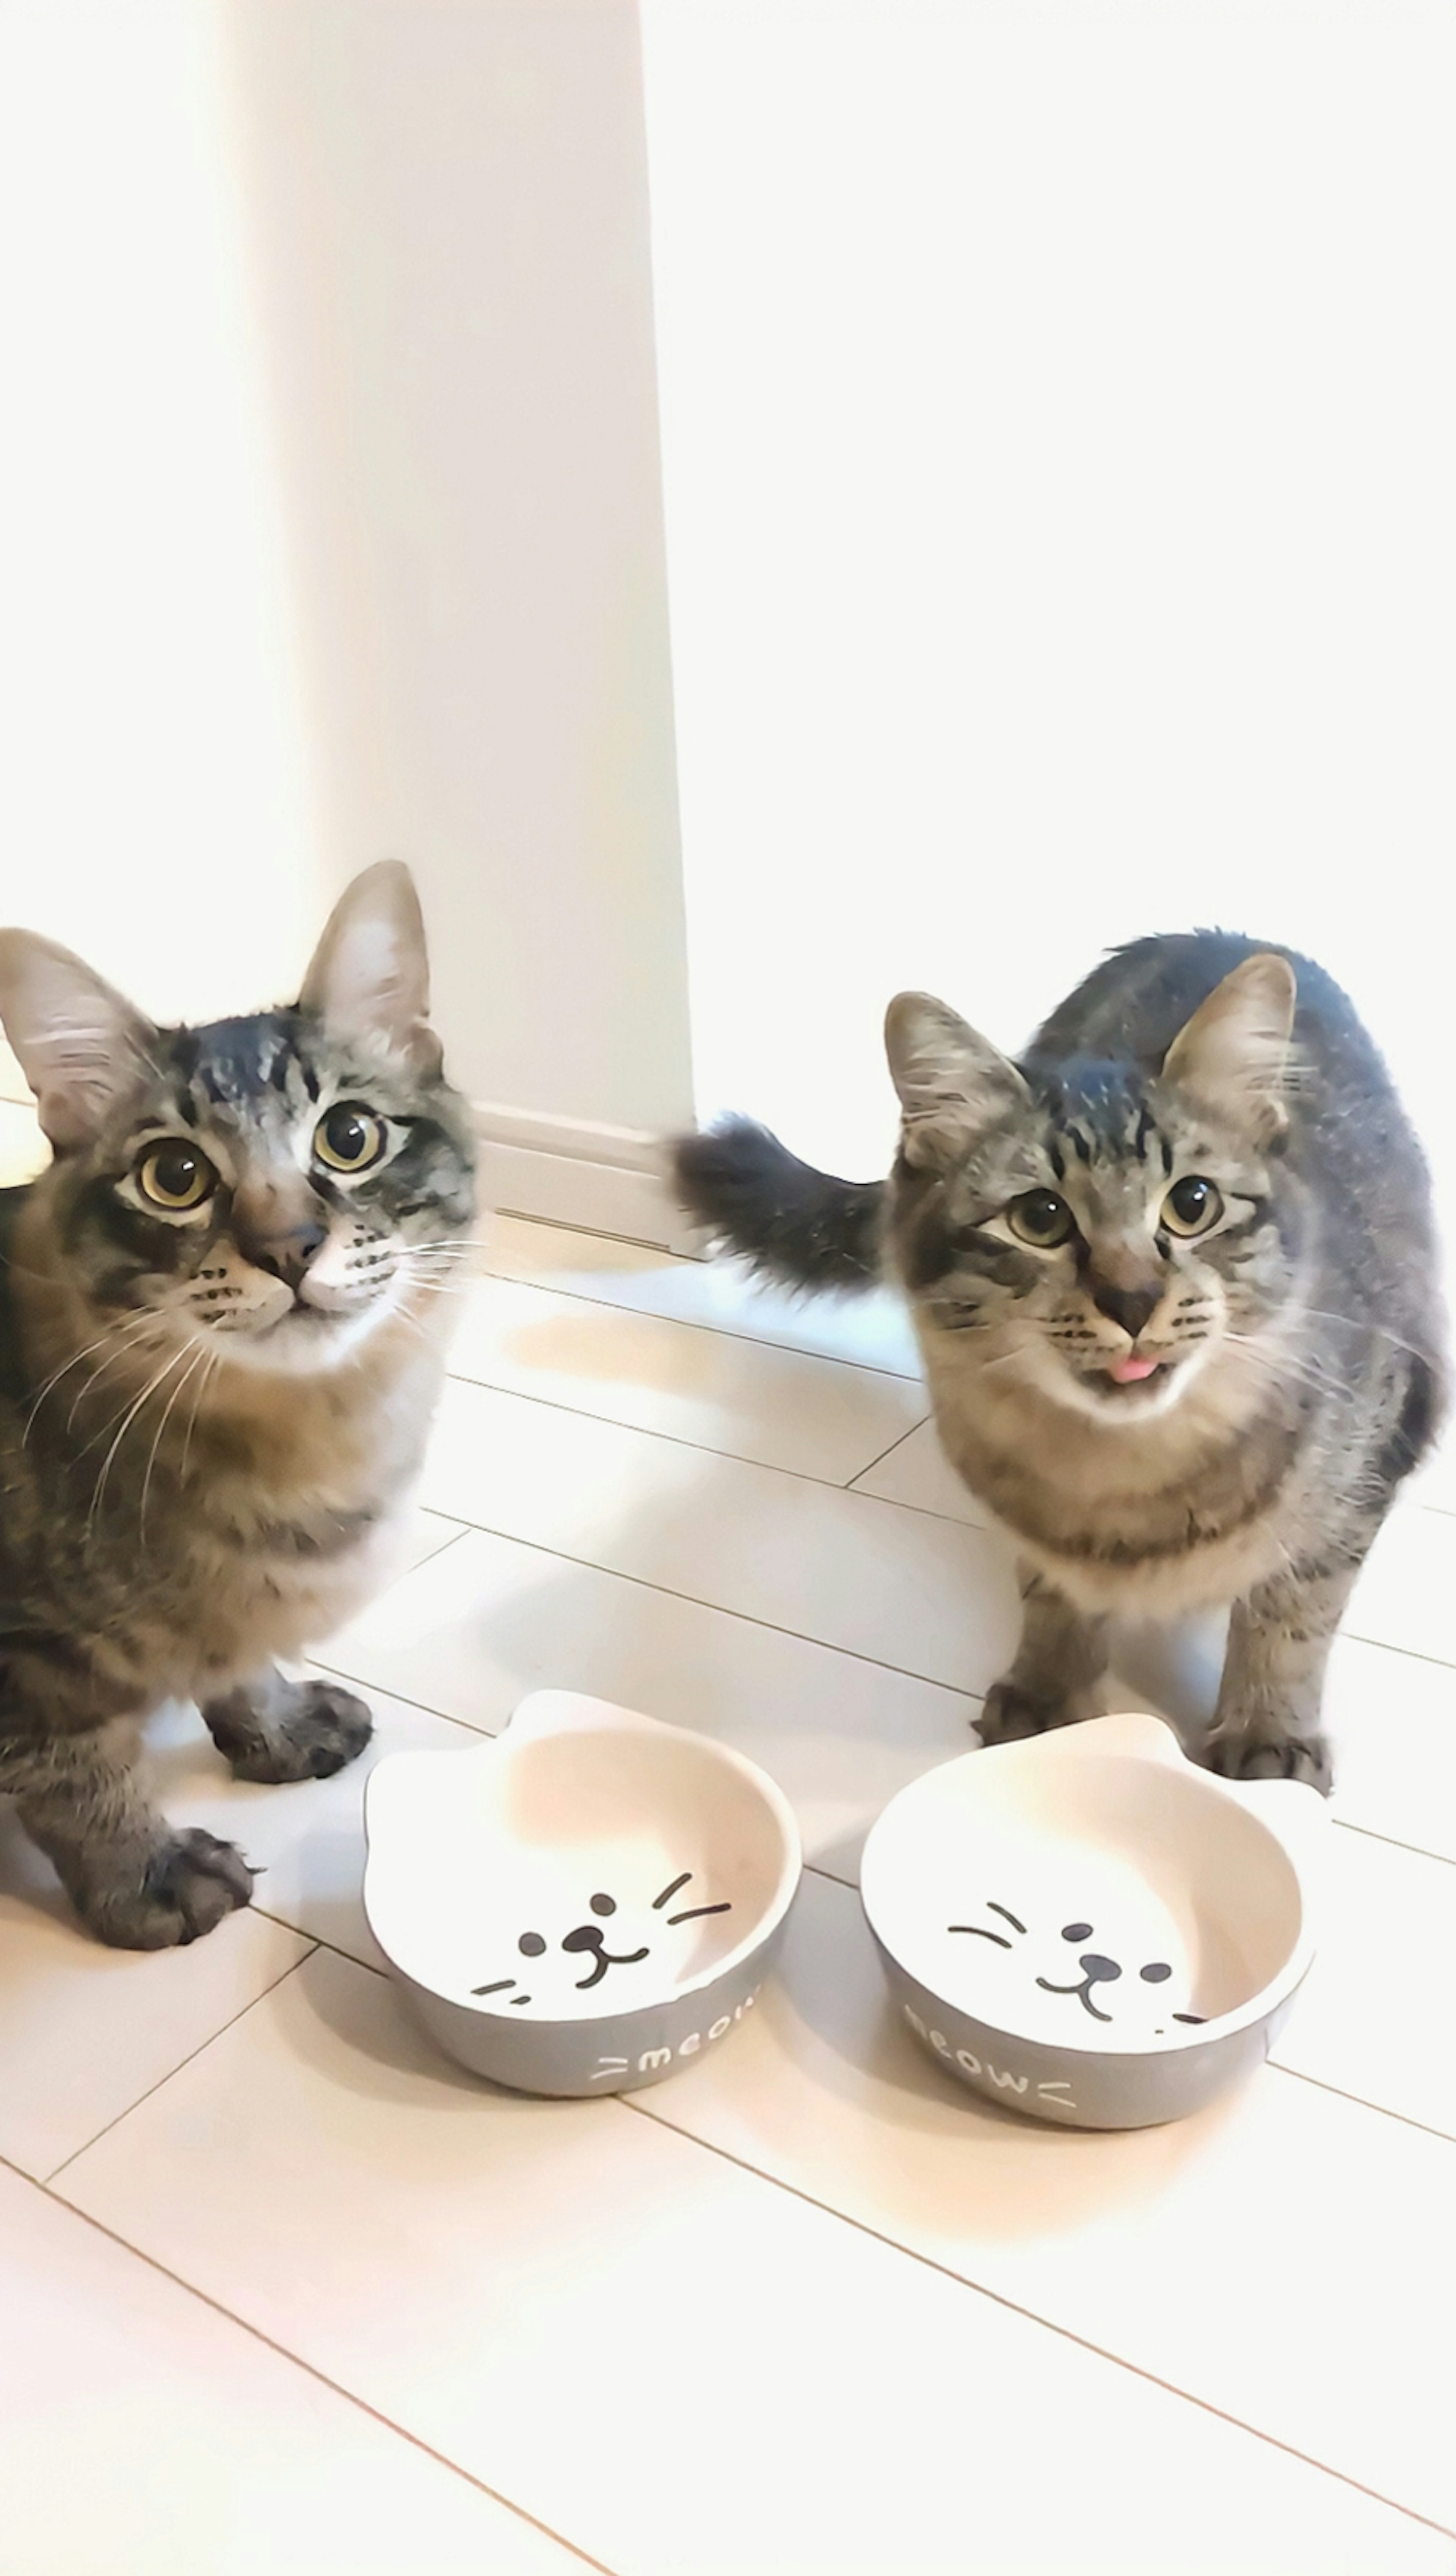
1078, 1354, 1177, 1399
257, 1284, 390, 1332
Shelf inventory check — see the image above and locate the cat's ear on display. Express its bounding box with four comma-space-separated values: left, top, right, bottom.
0, 931, 157, 1150
300, 862, 440, 1070
1160, 954, 1296, 1142
885, 992, 1030, 1167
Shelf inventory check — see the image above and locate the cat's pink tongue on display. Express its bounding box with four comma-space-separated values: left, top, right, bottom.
1107, 1354, 1160, 1384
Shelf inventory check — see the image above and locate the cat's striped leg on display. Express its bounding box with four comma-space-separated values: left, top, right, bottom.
976, 1564, 1110, 1747
7, 1718, 254, 1948
1197, 1560, 1358, 1793
202, 1667, 373, 1785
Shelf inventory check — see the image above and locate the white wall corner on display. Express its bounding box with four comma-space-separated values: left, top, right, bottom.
473, 1102, 704, 1257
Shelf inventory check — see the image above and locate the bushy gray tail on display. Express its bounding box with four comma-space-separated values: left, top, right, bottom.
670, 1119, 885, 1293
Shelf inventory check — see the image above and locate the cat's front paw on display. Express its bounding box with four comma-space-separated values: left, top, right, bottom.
975, 1677, 1099, 1748
1196, 1727, 1332, 1794
83, 1829, 256, 1950
210, 1678, 375, 1784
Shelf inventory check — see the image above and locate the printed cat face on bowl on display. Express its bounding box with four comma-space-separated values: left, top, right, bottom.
860, 1712, 1325, 2130
363, 1693, 803, 2095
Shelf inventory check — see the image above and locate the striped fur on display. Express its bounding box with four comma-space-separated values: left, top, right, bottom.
0, 865, 477, 1945
672, 932, 1445, 1788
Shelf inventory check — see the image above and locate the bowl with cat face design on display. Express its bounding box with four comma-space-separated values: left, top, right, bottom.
860, 1711, 1324, 2130
363, 1692, 802, 2096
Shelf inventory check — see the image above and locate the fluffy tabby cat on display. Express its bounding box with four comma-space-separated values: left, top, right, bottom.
673, 934, 1445, 1789
0, 863, 475, 1946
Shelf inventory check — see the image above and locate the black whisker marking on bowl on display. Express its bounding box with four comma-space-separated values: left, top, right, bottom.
987, 1903, 1027, 1934
948, 1926, 1012, 1947
510, 1994, 532, 2007
667, 1901, 733, 1925
1173, 2012, 1208, 2024
653, 1871, 693, 1911
472, 1978, 516, 1995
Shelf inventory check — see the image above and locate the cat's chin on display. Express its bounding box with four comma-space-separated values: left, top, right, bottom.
207, 1300, 394, 1378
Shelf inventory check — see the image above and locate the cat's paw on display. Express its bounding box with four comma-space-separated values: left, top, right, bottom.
1196, 1728, 1332, 1795
213, 1679, 375, 1785
975, 1678, 1098, 1748
84, 1829, 256, 1950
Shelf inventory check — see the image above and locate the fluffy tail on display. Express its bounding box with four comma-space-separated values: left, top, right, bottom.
670, 1118, 885, 1292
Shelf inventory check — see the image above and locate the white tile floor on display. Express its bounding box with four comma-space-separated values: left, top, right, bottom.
3, 1125, 1456, 2570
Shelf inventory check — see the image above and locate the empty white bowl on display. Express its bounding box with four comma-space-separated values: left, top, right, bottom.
364, 1691, 802, 2095
860, 1711, 1324, 2129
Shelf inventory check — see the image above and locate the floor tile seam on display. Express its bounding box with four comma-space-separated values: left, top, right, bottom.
23, 2159, 620, 2574
613, 2098, 1456, 2543
471, 1257, 927, 1383
391, 1511, 995, 1692
436, 1369, 939, 1501
41, 1936, 320, 2186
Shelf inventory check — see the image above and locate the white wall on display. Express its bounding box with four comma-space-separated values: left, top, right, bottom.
1, 0, 692, 1141
642, 0, 1456, 1254
0, 0, 318, 1064
225, 0, 693, 1133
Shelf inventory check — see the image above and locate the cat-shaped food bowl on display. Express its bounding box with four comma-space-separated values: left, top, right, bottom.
363, 1691, 802, 2096
860, 1711, 1324, 2131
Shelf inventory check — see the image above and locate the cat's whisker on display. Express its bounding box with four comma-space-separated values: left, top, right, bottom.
138, 1341, 208, 1535
69, 1332, 182, 1449
1296, 1307, 1433, 1365
179, 1349, 221, 1484
1223, 1333, 1345, 1401
85, 1342, 197, 1534
23, 1310, 157, 1443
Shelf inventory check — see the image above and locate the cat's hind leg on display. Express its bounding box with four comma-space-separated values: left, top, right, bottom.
202, 1667, 373, 1784
976, 1565, 1109, 1746
9, 1720, 254, 1948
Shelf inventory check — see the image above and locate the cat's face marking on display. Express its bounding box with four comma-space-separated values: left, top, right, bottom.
471, 1872, 733, 2008
885, 969, 1302, 1425
949, 1901, 1207, 2035
66, 1014, 474, 1374
0, 864, 477, 1380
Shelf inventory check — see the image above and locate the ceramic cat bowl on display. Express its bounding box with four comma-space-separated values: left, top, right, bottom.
860, 1711, 1324, 2130
363, 1691, 802, 2096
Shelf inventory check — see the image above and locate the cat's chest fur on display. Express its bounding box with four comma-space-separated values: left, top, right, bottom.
5, 1274, 449, 1715
152, 1335, 444, 1691
921, 1325, 1315, 1616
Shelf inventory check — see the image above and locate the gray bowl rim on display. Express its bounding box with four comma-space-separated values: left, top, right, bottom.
362, 1689, 805, 2025
858, 1710, 1324, 2065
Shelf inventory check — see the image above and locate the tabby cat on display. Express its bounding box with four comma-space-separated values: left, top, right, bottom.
673, 934, 1445, 1788
0, 863, 475, 1945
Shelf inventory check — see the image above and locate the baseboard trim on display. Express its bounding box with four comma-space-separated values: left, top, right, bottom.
474, 1103, 701, 1255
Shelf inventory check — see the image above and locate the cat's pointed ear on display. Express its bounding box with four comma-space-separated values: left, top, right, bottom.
0, 931, 157, 1150
299, 862, 440, 1071
1160, 954, 1296, 1141
884, 992, 1030, 1167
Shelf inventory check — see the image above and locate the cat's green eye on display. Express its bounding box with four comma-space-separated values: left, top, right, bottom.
1162, 1175, 1223, 1237
135, 1141, 216, 1213
1006, 1189, 1075, 1249
314, 1103, 386, 1174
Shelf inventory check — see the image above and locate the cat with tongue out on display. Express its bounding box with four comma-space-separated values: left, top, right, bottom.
673, 933, 1445, 1794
